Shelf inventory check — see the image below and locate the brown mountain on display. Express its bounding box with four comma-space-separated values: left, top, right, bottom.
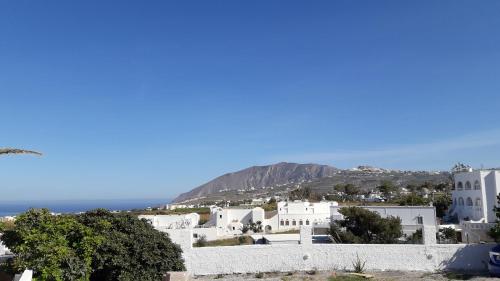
173, 162, 339, 203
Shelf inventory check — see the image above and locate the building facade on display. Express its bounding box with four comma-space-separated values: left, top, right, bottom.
450, 169, 500, 223
277, 201, 338, 229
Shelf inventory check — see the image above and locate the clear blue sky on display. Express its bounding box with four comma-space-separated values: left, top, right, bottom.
1, 1, 500, 200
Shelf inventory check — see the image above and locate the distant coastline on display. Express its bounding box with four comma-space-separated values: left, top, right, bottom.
0, 198, 172, 217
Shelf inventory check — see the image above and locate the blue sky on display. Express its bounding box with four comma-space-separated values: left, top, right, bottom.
1, 1, 500, 200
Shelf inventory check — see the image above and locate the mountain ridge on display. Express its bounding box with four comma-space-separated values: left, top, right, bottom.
173, 162, 339, 203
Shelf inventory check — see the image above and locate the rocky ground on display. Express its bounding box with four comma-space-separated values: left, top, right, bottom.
193, 271, 497, 281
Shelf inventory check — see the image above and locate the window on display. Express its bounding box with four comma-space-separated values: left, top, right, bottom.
416, 216, 423, 225
465, 181, 472, 190
299, 220, 303, 225
285, 220, 289, 226
475, 198, 482, 207
232, 227, 235, 230
457, 182, 463, 191
219, 215, 222, 219
459, 197, 464, 206
306, 220, 310, 225
193, 233, 198, 238
292, 220, 296, 226
466, 197, 473, 206
280, 220, 284, 226
474, 180, 481, 190
454, 198, 457, 205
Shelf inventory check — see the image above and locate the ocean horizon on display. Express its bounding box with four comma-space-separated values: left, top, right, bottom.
0, 198, 172, 217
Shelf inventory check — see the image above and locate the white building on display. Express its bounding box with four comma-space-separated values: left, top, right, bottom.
448, 168, 500, 243
208, 206, 269, 234
277, 201, 338, 229
450, 169, 500, 223
139, 213, 200, 231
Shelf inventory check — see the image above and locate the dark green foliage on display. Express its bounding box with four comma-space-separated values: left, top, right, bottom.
78, 209, 185, 281
329, 207, 402, 244
406, 229, 422, 244
1, 209, 100, 281
490, 194, 500, 242
433, 195, 452, 218
398, 193, 429, 206
1, 209, 185, 281
438, 227, 457, 243
377, 180, 396, 198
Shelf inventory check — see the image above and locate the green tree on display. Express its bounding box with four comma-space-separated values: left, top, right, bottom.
1, 209, 100, 281
398, 193, 429, 206
406, 229, 422, 244
77, 209, 185, 281
438, 227, 457, 243
377, 180, 396, 199
344, 184, 360, 196
433, 195, 452, 218
1, 209, 185, 281
329, 207, 402, 244
489, 194, 500, 242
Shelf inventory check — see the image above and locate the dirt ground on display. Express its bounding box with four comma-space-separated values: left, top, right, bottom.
193, 271, 499, 281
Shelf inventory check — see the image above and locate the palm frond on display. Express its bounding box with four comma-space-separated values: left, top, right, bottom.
0, 148, 42, 156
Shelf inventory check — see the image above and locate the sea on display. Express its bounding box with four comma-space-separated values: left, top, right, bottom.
0, 198, 172, 217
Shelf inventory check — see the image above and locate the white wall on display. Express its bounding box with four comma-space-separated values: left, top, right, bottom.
171, 226, 493, 276
139, 213, 200, 230
184, 243, 492, 275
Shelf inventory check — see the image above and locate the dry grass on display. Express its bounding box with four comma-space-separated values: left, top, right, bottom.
194, 236, 253, 247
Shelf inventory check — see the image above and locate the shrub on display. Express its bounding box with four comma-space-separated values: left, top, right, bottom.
255, 272, 264, 278
1, 209, 185, 281
352, 254, 366, 273
194, 235, 208, 247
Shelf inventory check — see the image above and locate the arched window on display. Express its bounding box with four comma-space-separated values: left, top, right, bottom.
454, 198, 457, 205
457, 182, 463, 191
466, 197, 473, 206
459, 197, 464, 206
474, 180, 481, 190
475, 198, 482, 207
465, 181, 472, 190
280, 220, 284, 226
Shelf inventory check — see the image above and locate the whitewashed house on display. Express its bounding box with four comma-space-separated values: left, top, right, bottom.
449, 168, 500, 243
277, 201, 338, 229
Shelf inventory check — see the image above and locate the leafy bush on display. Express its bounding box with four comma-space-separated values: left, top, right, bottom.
1, 208, 185, 281
329, 207, 402, 244
406, 229, 423, 244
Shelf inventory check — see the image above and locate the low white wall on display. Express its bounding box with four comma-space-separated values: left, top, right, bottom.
169, 226, 494, 276
184, 243, 492, 275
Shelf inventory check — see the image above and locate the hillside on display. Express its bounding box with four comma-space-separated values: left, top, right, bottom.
173, 162, 339, 203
